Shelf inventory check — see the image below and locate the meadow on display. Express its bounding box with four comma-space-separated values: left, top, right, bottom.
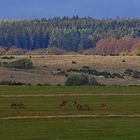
1, 94, 140, 117
0, 118, 140, 140
0, 86, 140, 139
0, 85, 140, 95
0, 86, 140, 116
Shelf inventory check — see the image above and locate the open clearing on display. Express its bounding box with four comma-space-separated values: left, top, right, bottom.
0, 55, 140, 85
0, 86, 140, 139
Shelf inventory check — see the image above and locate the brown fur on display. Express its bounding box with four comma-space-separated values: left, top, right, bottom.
11, 102, 25, 110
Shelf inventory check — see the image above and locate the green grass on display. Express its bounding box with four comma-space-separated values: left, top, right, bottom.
0, 95, 140, 117
0, 86, 140, 140
0, 85, 140, 95
0, 86, 140, 117
0, 118, 140, 140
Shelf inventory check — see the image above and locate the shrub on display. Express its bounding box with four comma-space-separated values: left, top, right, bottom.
3, 62, 8, 65
6, 58, 33, 69
66, 75, 89, 85
112, 73, 124, 78
132, 71, 140, 78
82, 66, 90, 69
10, 75, 13, 78
124, 69, 134, 76
57, 68, 61, 71
57, 70, 66, 75
72, 61, 77, 64
124, 69, 140, 78
89, 77, 100, 85
122, 60, 126, 62
66, 67, 124, 79
0, 81, 25, 85
67, 68, 80, 73
95, 71, 112, 78
2, 56, 15, 59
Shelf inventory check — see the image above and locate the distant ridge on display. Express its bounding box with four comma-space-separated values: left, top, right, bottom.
0, 17, 140, 55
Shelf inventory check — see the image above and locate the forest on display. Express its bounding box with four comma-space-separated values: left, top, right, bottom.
0, 17, 140, 54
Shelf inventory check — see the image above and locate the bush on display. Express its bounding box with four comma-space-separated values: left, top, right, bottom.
122, 60, 126, 62
132, 71, 140, 78
0, 81, 25, 85
123, 69, 140, 78
124, 69, 134, 76
82, 66, 90, 69
72, 61, 77, 64
2, 56, 15, 59
66, 75, 89, 85
3, 62, 8, 65
66, 67, 124, 79
111, 73, 124, 78
67, 68, 80, 73
89, 77, 100, 85
6, 58, 33, 69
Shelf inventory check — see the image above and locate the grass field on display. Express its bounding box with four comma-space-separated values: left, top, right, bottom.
0, 118, 140, 140
0, 94, 140, 117
1, 85, 140, 95
0, 85, 140, 139
0, 86, 140, 117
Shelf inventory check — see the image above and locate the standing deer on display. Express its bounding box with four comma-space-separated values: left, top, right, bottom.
59, 100, 69, 110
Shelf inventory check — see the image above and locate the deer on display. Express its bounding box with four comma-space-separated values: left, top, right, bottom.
11, 102, 25, 110
59, 100, 69, 110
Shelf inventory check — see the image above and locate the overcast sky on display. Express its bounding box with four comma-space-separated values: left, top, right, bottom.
0, 0, 140, 19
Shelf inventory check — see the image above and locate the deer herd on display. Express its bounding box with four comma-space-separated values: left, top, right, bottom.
59, 100, 109, 111
10, 100, 109, 112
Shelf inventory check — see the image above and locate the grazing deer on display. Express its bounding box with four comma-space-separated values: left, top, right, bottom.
74, 101, 90, 111
59, 100, 69, 110
76, 104, 83, 111
11, 102, 25, 110
74, 101, 82, 111
100, 103, 109, 111
83, 104, 91, 111
73, 101, 77, 106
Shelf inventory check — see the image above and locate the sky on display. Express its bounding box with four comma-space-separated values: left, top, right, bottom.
0, 0, 140, 19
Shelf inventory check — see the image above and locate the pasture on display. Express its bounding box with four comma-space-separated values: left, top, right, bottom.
0, 94, 140, 117
0, 118, 140, 140
0, 86, 140, 139
0, 85, 140, 95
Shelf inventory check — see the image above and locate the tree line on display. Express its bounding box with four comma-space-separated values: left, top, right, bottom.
0, 17, 140, 52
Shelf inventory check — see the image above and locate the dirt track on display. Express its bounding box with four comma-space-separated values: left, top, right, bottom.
0, 93, 140, 97
1, 114, 140, 120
